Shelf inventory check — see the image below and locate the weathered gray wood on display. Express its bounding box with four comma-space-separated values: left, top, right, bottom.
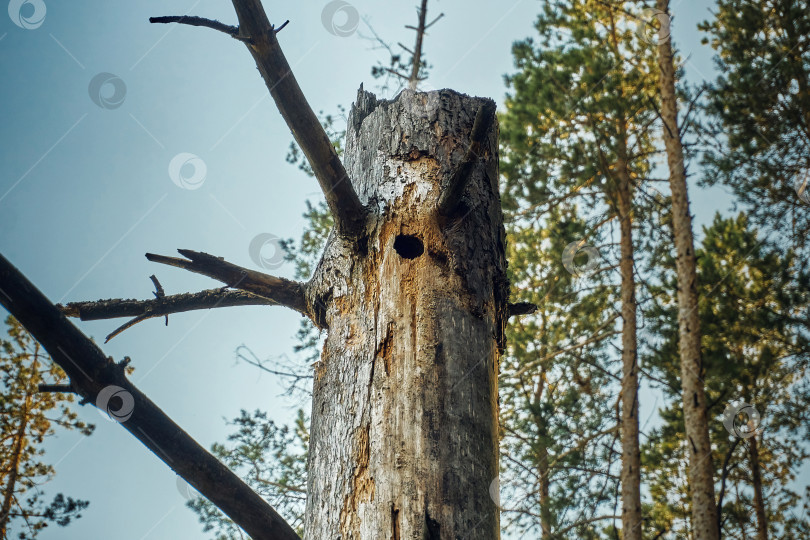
303, 88, 507, 539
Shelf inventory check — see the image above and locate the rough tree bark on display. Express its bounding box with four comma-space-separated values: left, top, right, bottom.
615, 157, 642, 540
748, 436, 769, 540
303, 88, 507, 539
655, 2, 720, 539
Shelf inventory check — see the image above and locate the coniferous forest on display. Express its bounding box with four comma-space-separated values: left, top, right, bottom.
1, 1, 809, 539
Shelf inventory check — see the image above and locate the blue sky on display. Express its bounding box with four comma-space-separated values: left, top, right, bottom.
0, 1, 769, 539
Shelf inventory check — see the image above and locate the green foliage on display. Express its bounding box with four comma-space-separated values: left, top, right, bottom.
500, 209, 621, 538
700, 0, 810, 250
501, 0, 660, 221
498, 0, 667, 535
0, 316, 93, 539
187, 409, 309, 539
643, 214, 810, 537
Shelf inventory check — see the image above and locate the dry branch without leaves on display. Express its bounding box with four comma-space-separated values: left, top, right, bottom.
153, 0, 368, 238
0, 0, 540, 536
0, 253, 300, 540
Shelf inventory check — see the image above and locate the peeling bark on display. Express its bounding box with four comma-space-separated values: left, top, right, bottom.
304, 88, 507, 539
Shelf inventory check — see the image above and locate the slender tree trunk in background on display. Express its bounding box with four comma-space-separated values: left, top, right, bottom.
533, 352, 552, 539
656, 2, 720, 538
537, 430, 551, 539
303, 88, 507, 538
748, 436, 768, 540
0, 395, 30, 537
616, 159, 643, 540
602, 11, 643, 536
408, 0, 429, 90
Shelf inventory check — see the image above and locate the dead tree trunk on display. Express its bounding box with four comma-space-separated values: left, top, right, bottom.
0, 3, 516, 537
303, 88, 507, 539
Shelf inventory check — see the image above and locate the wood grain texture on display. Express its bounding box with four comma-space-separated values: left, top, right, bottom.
303, 88, 507, 539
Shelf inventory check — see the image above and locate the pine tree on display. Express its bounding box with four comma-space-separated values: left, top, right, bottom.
500, 0, 661, 535
0, 316, 94, 539
188, 410, 309, 539
700, 0, 810, 251
655, 1, 720, 536
644, 214, 810, 538
498, 207, 621, 537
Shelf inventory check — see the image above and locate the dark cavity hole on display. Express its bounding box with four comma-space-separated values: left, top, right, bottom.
394, 234, 424, 259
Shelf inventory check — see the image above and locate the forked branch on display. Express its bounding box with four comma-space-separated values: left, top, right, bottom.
0, 253, 301, 540
145, 249, 308, 316
62, 289, 275, 321
437, 100, 497, 216
151, 0, 368, 238
61, 288, 276, 343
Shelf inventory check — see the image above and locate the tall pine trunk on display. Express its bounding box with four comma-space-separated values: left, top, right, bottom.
616, 158, 643, 540
303, 88, 507, 539
655, 2, 719, 538
748, 436, 768, 540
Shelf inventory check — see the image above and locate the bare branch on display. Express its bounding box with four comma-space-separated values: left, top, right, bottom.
408, 0, 429, 90
148, 274, 168, 325
229, 0, 367, 237
38, 384, 75, 394
424, 13, 444, 30
145, 249, 309, 317
103, 313, 153, 343
149, 16, 240, 38
149, 274, 165, 298
383, 67, 411, 80
62, 289, 275, 321
0, 253, 301, 540
274, 19, 289, 33
397, 42, 414, 55
151, 3, 367, 237
437, 100, 497, 216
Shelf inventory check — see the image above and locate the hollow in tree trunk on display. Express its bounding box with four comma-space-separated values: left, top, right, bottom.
303, 88, 507, 539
